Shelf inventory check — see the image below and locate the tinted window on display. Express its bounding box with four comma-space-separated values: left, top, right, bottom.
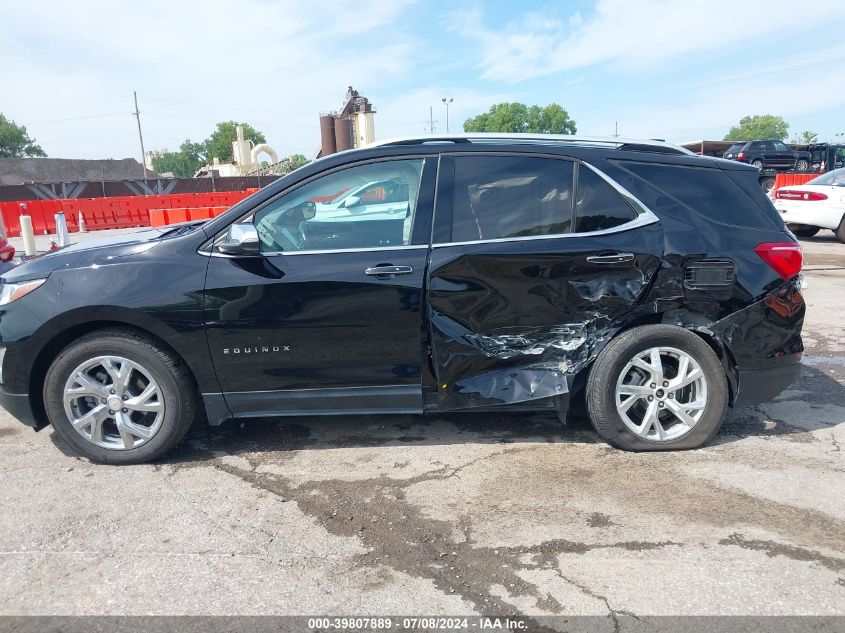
774, 141, 790, 152
574, 166, 637, 232
451, 156, 573, 241
749, 142, 762, 150
620, 161, 777, 229
254, 159, 423, 252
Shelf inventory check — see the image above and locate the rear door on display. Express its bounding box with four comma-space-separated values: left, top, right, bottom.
773, 141, 795, 168
427, 153, 664, 410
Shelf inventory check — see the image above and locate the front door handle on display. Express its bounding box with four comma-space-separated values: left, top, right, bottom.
364, 265, 414, 277
586, 252, 635, 264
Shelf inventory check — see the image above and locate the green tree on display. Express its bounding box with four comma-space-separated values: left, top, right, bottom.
793, 130, 819, 143
151, 140, 205, 178
203, 121, 266, 163
0, 113, 46, 158
463, 103, 576, 135
724, 114, 790, 141
288, 153, 309, 170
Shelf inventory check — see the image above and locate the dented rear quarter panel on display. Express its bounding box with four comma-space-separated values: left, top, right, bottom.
424, 151, 803, 410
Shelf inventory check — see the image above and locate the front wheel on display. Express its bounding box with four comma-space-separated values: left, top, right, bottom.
585, 325, 728, 451
795, 158, 810, 172
43, 329, 199, 464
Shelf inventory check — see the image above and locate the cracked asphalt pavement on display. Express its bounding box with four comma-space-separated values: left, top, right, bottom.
0, 236, 843, 622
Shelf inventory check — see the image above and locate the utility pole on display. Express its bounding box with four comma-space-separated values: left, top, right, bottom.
613, 121, 620, 138
132, 91, 149, 179
428, 106, 437, 134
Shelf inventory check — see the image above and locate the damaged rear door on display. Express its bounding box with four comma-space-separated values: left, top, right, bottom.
427, 152, 664, 410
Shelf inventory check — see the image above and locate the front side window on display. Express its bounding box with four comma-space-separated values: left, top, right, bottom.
254, 159, 423, 253
451, 156, 574, 242
774, 141, 790, 152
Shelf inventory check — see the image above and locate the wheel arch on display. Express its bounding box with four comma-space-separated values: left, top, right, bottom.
576, 310, 738, 405
27, 313, 210, 430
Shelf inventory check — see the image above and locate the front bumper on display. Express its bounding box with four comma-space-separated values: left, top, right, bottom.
0, 387, 38, 428
732, 358, 801, 408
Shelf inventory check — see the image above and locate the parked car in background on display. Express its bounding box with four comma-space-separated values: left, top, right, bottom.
0, 237, 16, 276
0, 134, 804, 463
723, 140, 811, 172
0, 237, 15, 264
775, 167, 845, 241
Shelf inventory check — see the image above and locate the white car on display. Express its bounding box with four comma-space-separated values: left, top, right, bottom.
774, 167, 845, 241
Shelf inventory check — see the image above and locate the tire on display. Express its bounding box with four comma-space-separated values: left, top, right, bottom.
788, 224, 820, 238
796, 158, 810, 172
43, 329, 199, 464
585, 324, 728, 451
761, 177, 776, 194
836, 216, 845, 244
751, 159, 764, 169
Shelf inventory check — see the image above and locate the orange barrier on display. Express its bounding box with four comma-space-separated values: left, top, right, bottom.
774, 173, 817, 191
0, 190, 253, 237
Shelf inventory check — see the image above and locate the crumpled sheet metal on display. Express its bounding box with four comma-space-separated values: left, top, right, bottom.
432, 311, 615, 406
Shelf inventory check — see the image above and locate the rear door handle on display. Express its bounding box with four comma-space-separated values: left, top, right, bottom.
364, 265, 414, 277
586, 252, 635, 264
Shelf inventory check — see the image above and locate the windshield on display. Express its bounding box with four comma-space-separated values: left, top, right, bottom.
808, 167, 845, 186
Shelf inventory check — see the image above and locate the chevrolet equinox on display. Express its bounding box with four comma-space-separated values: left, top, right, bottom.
0, 134, 805, 463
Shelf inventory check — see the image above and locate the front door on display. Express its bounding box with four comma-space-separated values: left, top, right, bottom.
427, 153, 663, 410
204, 157, 436, 416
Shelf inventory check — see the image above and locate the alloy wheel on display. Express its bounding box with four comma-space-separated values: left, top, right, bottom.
62, 355, 165, 450
614, 346, 708, 442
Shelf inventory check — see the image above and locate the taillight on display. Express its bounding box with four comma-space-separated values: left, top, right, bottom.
755, 242, 802, 279
776, 189, 828, 201
737, 152, 745, 160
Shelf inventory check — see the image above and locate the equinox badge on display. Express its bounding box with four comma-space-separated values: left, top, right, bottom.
223, 346, 290, 354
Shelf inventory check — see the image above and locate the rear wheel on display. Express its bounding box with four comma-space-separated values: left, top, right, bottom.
788, 224, 820, 238
751, 159, 765, 169
760, 177, 776, 194
43, 329, 198, 464
586, 325, 728, 451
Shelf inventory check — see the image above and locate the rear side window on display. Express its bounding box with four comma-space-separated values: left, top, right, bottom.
618, 161, 779, 229
451, 156, 574, 241
575, 166, 638, 232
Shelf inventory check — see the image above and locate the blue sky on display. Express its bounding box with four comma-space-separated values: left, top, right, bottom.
2, 0, 844, 161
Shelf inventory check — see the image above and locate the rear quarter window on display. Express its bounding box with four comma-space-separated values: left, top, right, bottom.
614, 161, 780, 230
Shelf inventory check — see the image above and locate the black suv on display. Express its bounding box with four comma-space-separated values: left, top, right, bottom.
723, 140, 812, 172
0, 134, 804, 463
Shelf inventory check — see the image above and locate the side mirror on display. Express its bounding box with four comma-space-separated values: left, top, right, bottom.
342, 195, 361, 208
217, 223, 260, 256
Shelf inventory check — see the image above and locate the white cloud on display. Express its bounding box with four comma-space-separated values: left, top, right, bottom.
452, 0, 845, 82
0, 0, 421, 159
588, 57, 845, 143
